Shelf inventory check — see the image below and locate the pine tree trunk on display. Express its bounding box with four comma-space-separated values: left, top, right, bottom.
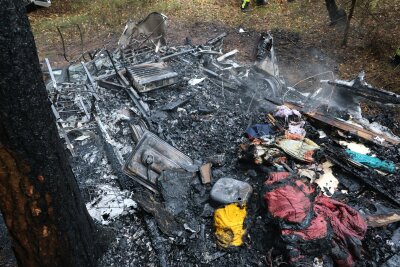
342, 0, 357, 46
0, 0, 98, 266
325, 0, 347, 24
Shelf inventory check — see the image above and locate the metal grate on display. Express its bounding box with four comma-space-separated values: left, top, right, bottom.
126, 62, 179, 92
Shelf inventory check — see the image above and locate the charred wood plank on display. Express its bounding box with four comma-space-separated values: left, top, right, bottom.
366, 213, 400, 228
327, 80, 400, 105
200, 163, 212, 184
144, 216, 168, 267
284, 102, 400, 146
206, 32, 227, 46
160, 97, 191, 111
97, 80, 125, 91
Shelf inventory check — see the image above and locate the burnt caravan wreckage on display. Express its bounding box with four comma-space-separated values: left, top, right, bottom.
44, 12, 400, 267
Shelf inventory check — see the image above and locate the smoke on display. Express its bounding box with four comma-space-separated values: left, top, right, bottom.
273, 45, 364, 116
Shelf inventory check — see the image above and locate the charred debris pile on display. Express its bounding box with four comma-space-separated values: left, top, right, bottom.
44, 13, 400, 267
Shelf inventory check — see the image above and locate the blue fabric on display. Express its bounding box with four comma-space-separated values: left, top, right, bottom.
244, 124, 274, 139
345, 149, 396, 174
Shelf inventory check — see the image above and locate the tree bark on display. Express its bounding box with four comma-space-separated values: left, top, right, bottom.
0, 0, 98, 266
342, 0, 357, 46
325, 0, 347, 24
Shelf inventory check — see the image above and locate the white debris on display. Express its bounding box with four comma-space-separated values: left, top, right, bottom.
334, 79, 355, 87
368, 121, 400, 142
75, 135, 91, 141
313, 257, 324, 267
188, 77, 205, 86
132, 229, 145, 240
53, 69, 62, 75
177, 107, 187, 114
183, 223, 197, 233
224, 59, 241, 68
119, 146, 132, 157
298, 169, 316, 182
239, 28, 246, 33
113, 113, 131, 123
343, 117, 400, 143
288, 121, 306, 137
386, 240, 395, 247
86, 184, 137, 225
316, 161, 339, 196
374, 136, 385, 144
123, 199, 137, 208
337, 117, 363, 127
217, 49, 239, 62
339, 141, 371, 155
318, 130, 327, 139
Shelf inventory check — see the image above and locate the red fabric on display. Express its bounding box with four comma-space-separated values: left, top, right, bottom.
282, 212, 328, 241
304, 150, 315, 162
264, 184, 311, 223
315, 196, 367, 243
294, 180, 315, 195
251, 139, 263, 145
315, 196, 367, 267
264, 172, 290, 185
264, 176, 367, 267
285, 132, 304, 140
334, 252, 355, 267
274, 156, 287, 164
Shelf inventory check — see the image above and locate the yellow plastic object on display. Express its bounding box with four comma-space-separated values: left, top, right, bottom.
214, 204, 247, 248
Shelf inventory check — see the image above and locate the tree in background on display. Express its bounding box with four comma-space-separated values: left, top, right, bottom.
342, 0, 357, 46
0, 0, 98, 266
324, 0, 347, 25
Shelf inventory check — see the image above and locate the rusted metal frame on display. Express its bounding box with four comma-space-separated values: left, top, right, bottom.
56, 24, 84, 63
141, 48, 196, 64
81, 62, 100, 101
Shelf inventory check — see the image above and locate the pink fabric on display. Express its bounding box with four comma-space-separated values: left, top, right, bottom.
275, 105, 302, 119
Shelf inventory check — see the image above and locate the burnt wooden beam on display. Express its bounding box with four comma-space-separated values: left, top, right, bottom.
284, 102, 400, 146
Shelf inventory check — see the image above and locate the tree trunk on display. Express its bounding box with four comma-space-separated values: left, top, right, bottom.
342, 0, 357, 46
325, 0, 347, 24
0, 0, 98, 266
